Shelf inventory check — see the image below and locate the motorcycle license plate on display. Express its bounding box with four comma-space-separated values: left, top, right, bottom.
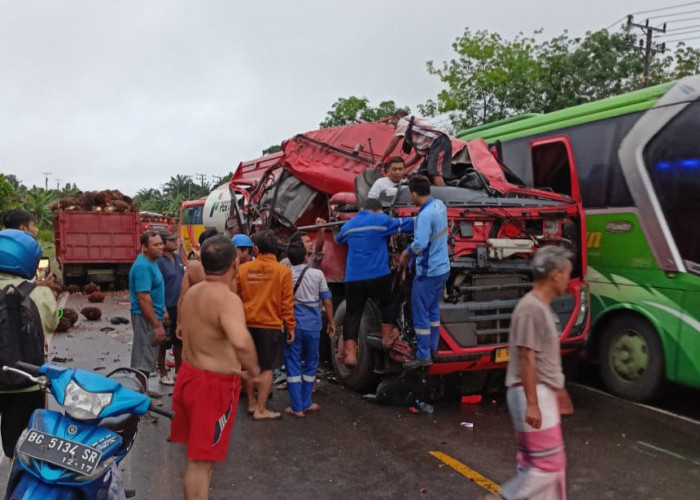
18, 429, 103, 476
494, 347, 510, 364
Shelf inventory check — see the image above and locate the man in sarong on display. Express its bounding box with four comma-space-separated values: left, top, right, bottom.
487, 246, 574, 500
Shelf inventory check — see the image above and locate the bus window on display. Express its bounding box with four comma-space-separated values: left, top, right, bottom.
529, 136, 580, 201
644, 99, 700, 271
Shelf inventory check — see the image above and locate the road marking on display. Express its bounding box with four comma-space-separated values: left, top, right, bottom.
637, 441, 700, 466
429, 451, 501, 494
570, 383, 700, 427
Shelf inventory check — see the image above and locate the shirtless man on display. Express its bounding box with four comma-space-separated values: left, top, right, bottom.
176, 229, 218, 338
169, 235, 261, 500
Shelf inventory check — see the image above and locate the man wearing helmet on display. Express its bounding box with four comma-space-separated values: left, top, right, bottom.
0, 229, 59, 457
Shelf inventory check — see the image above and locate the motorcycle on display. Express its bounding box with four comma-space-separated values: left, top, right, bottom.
2, 361, 173, 500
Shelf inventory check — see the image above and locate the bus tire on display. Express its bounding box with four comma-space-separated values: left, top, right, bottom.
330, 300, 378, 393
599, 314, 665, 403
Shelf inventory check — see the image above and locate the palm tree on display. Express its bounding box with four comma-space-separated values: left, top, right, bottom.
24, 188, 58, 229
164, 175, 192, 197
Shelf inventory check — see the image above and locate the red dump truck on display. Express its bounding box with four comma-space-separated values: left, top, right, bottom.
54, 211, 140, 286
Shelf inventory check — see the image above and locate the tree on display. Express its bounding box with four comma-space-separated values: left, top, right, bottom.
262, 144, 282, 155
320, 97, 407, 128
421, 27, 700, 131
0, 174, 17, 213
23, 188, 58, 229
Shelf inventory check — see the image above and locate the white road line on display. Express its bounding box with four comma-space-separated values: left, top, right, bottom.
636, 441, 700, 466
570, 383, 700, 427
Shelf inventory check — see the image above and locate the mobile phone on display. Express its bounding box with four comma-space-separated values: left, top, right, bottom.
36, 257, 50, 280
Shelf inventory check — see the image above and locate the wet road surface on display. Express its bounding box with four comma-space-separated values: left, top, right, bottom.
2, 291, 699, 499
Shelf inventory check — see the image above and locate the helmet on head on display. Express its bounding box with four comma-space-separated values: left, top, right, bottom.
0, 229, 42, 279
231, 234, 254, 249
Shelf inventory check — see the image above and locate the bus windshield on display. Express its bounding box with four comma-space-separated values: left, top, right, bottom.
644, 99, 700, 274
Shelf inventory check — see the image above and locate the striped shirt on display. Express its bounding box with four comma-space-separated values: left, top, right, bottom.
395, 116, 443, 154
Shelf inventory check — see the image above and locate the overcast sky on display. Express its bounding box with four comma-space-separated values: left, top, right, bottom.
0, 0, 694, 196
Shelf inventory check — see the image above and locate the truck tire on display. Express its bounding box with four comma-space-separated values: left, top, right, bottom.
331, 300, 379, 392
599, 314, 665, 403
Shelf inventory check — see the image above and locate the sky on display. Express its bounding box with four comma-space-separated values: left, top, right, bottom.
1, 0, 696, 196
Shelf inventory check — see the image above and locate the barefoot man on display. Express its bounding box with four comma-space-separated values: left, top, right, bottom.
170, 235, 261, 500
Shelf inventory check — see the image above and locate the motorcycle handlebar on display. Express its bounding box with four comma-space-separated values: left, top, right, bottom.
149, 405, 175, 419
14, 361, 41, 377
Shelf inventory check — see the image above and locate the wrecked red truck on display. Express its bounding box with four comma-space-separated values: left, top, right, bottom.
224, 121, 589, 398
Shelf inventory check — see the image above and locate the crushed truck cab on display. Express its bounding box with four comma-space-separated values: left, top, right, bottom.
226, 120, 590, 395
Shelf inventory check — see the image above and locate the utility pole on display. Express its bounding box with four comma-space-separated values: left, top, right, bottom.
211, 174, 223, 186
627, 16, 666, 87
41, 172, 52, 191
195, 173, 207, 187
55, 178, 62, 190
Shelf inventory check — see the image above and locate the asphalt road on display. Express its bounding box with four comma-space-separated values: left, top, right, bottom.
2, 291, 699, 499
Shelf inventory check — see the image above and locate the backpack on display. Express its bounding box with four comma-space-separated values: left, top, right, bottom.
0, 281, 45, 390
401, 116, 415, 154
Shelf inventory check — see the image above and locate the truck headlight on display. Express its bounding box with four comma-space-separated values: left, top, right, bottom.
572, 285, 589, 331
64, 381, 113, 420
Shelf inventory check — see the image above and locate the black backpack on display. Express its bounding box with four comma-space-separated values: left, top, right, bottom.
401, 116, 415, 154
0, 281, 45, 390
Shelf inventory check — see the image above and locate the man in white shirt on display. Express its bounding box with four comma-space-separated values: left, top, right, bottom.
368, 157, 406, 200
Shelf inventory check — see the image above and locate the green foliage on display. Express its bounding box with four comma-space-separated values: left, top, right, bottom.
23, 188, 58, 229
423, 28, 700, 130
320, 97, 408, 128
262, 144, 282, 155
0, 174, 17, 212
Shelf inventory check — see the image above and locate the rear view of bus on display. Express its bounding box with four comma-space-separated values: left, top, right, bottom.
460, 75, 700, 402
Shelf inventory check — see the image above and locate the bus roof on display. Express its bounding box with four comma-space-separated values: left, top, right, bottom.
457, 80, 675, 142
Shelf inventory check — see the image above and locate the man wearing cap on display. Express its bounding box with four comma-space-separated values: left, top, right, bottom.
232, 234, 254, 265
156, 231, 186, 384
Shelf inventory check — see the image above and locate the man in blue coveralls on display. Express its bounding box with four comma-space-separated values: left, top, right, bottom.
336, 198, 414, 366
399, 175, 450, 369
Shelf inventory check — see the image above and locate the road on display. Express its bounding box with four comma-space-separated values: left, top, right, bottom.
2, 291, 699, 499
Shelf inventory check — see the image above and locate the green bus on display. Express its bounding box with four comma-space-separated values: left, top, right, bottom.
459, 75, 700, 402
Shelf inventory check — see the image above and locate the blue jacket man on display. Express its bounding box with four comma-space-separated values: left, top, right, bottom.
336, 197, 413, 365
399, 175, 450, 368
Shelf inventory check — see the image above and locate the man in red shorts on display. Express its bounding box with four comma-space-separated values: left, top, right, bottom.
170, 234, 261, 500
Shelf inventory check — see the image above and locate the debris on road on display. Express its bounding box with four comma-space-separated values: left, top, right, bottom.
63, 308, 79, 325
461, 395, 482, 404
50, 356, 73, 363
460, 422, 474, 428
88, 291, 105, 303
110, 317, 130, 325
81, 306, 102, 321
83, 283, 101, 294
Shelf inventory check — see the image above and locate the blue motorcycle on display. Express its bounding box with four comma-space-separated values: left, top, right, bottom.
2, 361, 173, 500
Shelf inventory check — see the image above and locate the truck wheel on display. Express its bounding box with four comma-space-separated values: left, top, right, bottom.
331, 300, 379, 392
599, 314, 665, 402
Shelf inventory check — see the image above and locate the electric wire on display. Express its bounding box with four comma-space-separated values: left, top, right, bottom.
631, 1, 700, 16
648, 8, 700, 20
663, 35, 700, 43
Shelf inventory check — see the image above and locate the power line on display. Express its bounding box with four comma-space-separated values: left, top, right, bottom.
41, 172, 51, 191
605, 16, 628, 30
626, 16, 667, 87
632, 1, 700, 16
659, 27, 700, 37
664, 15, 700, 25
648, 8, 700, 20
664, 35, 700, 43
